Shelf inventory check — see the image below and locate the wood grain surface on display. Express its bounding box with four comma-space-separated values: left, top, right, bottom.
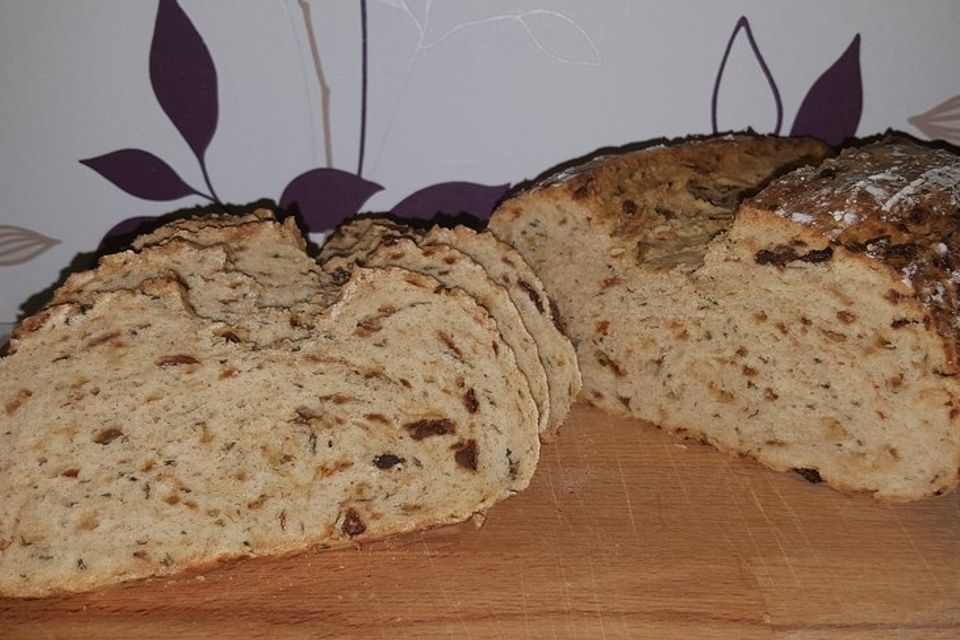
2, 404, 958, 639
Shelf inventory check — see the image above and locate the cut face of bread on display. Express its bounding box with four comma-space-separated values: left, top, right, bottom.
320, 217, 582, 439
52, 211, 337, 347
0, 212, 539, 597
321, 228, 550, 435
422, 225, 582, 439
317, 216, 407, 263
490, 135, 960, 500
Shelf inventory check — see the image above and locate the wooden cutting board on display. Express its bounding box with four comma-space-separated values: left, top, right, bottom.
2, 404, 958, 639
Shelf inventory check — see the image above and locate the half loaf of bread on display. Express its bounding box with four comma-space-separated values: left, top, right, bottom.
491, 134, 960, 500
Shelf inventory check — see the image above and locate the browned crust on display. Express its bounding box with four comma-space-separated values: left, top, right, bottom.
494, 135, 831, 272
317, 217, 415, 264
501, 134, 830, 232
744, 139, 960, 371
132, 209, 307, 252
13, 276, 195, 347
493, 134, 960, 501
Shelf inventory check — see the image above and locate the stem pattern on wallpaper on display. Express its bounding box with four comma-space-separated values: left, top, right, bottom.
298, 0, 334, 169
81, 0, 221, 205
358, 0, 368, 177
391, 3, 601, 66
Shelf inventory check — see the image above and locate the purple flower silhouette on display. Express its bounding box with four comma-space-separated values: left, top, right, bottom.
712, 16, 783, 134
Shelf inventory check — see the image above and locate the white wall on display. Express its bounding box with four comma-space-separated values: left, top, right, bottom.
1, 0, 958, 323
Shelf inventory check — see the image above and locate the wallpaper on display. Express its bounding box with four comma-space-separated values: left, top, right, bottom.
0, 0, 958, 324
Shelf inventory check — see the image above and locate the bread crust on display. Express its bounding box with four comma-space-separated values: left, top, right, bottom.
743, 140, 960, 371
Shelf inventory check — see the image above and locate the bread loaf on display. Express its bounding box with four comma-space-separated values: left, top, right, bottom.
0, 211, 539, 596
491, 135, 960, 500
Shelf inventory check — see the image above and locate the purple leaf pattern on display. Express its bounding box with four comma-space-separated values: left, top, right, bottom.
391, 182, 510, 221
358, 0, 369, 176
712, 16, 783, 134
908, 95, 960, 145
150, 0, 219, 163
81, 150, 199, 201
790, 35, 862, 146
279, 168, 383, 233
0, 226, 60, 266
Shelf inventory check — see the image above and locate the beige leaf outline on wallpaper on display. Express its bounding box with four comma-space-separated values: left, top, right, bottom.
386, 1, 601, 66
416, 9, 601, 65
0, 226, 60, 267
909, 94, 960, 145
297, 0, 335, 169
371, 0, 601, 172
298, 1, 607, 174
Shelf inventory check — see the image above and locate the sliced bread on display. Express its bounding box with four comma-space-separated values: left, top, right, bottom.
321, 230, 551, 435
0, 212, 539, 596
421, 225, 582, 439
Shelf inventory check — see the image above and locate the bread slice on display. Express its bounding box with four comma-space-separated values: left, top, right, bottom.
320, 217, 581, 439
316, 215, 405, 261
489, 134, 956, 501
130, 209, 287, 248
0, 212, 539, 597
421, 225, 582, 439
321, 228, 551, 435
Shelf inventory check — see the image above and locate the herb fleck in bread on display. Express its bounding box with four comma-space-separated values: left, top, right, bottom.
490, 135, 960, 500
0, 211, 539, 597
